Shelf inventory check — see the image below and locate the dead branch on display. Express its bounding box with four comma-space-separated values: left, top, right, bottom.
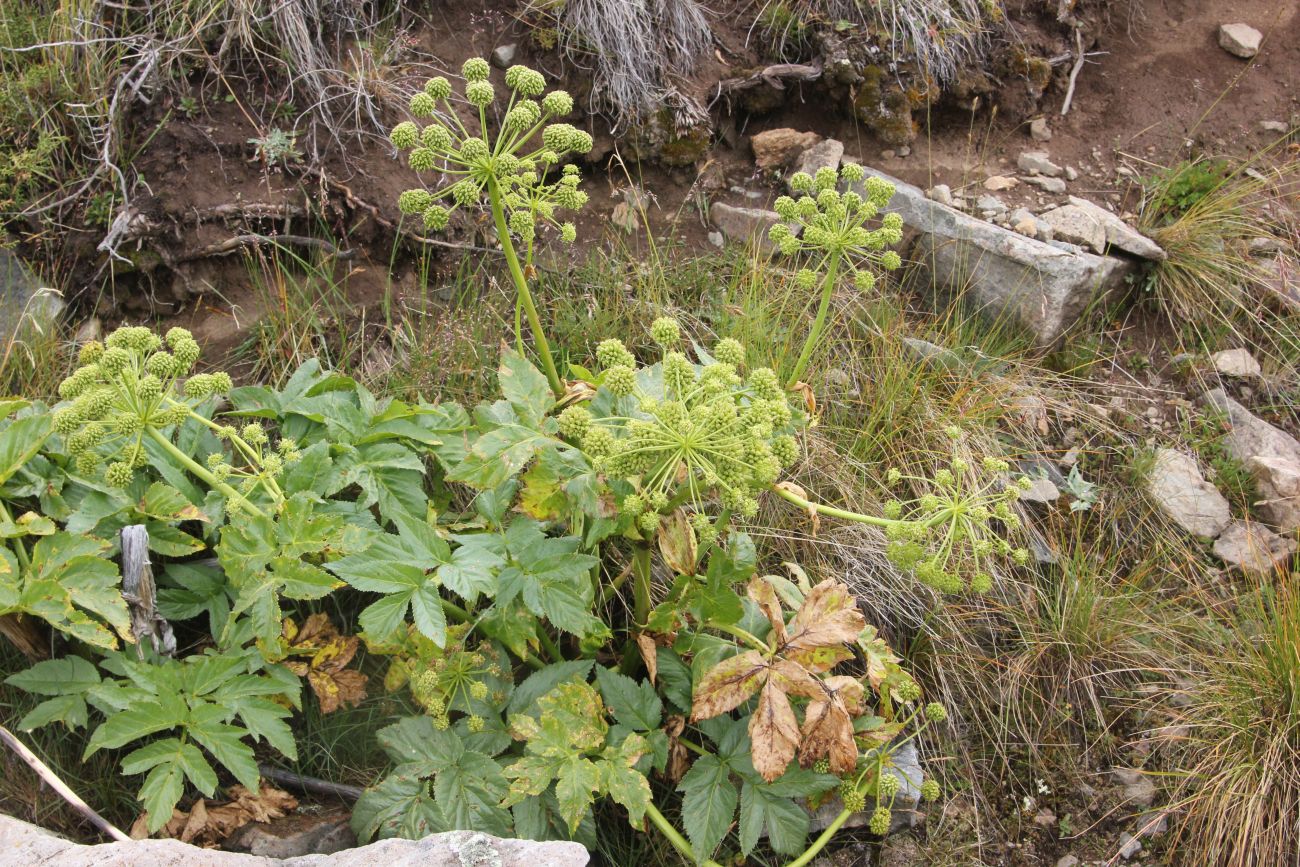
0, 614, 46, 660
120, 525, 175, 659
0, 726, 131, 841
175, 234, 356, 263
257, 764, 364, 802
715, 62, 822, 96
1060, 29, 1086, 116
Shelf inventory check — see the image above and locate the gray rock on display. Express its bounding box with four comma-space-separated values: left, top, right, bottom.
1017, 151, 1063, 177
1009, 208, 1053, 241
490, 44, 517, 69
855, 167, 1132, 345
1, 248, 63, 347
1245, 454, 1300, 533
709, 202, 786, 253
1064, 196, 1166, 260
1212, 348, 1263, 378
926, 184, 954, 206
1261, 120, 1289, 133
1136, 812, 1169, 838
809, 742, 923, 835
976, 195, 1007, 214
1117, 831, 1142, 860
1213, 521, 1297, 575
1203, 388, 1300, 530
1055, 857, 1080, 867
1064, 166, 1079, 181
1144, 449, 1232, 539
1021, 476, 1061, 504
789, 139, 844, 189
1038, 205, 1107, 254
707, 230, 724, 249
1029, 118, 1052, 142
0, 817, 589, 867
1023, 175, 1067, 194
1260, 254, 1299, 312
1218, 23, 1262, 58
74, 316, 103, 344
1111, 768, 1157, 808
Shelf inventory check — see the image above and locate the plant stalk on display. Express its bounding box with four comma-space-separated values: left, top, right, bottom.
771, 482, 905, 528
644, 802, 725, 867
488, 179, 563, 397
786, 251, 842, 388
146, 427, 269, 519
631, 542, 653, 626
784, 808, 852, 867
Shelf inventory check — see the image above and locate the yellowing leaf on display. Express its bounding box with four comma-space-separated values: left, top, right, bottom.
781, 580, 863, 672
750, 680, 800, 782
283, 614, 369, 714
690, 650, 767, 721
657, 509, 698, 576
797, 675, 863, 775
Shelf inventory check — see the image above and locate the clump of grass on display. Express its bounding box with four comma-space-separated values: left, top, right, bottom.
1138, 158, 1299, 345
0, 284, 68, 398
1159, 580, 1300, 866
525, 0, 711, 129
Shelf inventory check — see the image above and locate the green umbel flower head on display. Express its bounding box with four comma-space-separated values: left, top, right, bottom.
388, 60, 592, 247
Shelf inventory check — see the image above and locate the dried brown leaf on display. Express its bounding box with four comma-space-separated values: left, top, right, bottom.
658, 509, 698, 576
750, 680, 801, 782
690, 650, 767, 721
798, 675, 864, 775
284, 615, 369, 714
144, 785, 297, 847
781, 581, 864, 672
746, 576, 786, 645
635, 633, 658, 684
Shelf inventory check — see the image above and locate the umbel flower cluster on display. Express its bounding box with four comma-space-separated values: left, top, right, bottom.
557, 319, 801, 539
392, 58, 592, 244
408, 628, 507, 733
881, 429, 1033, 594
770, 164, 905, 290
53, 326, 224, 486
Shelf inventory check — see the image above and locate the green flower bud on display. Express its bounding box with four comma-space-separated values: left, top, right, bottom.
557, 405, 592, 440
137, 374, 162, 401
713, 337, 745, 367
559, 223, 577, 243
100, 347, 130, 374
637, 511, 660, 533
840, 162, 865, 182
409, 147, 437, 171
925, 702, 948, 723
789, 172, 813, 193
105, 461, 133, 488
542, 123, 575, 152
409, 91, 436, 117
466, 80, 494, 107
145, 352, 175, 378
868, 807, 891, 836
462, 57, 490, 82
595, 338, 635, 370
582, 426, 615, 458
505, 65, 546, 96
920, 779, 941, 802
880, 250, 902, 270
451, 179, 480, 206
649, 317, 680, 347
542, 90, 574, 116
604, 364, 636, 397
399, 189, 434, 214
78, 341, 105, 365
241, 423, 268, 447
854, 269, 877, 290
74, 451, 100, 475
423, 205, 451, 230
390, 121, 419, 149
425, 76, 452, 99
795, 268, 818, 290
877, 772, 900, 799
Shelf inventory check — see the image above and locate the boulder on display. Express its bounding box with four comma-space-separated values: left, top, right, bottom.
1211, 348, 1262, 379
1143, 449, 1232, 539
856, 168, 1133, 345
1218, 23, 1262, 59
809, 741, 923, 836
1203, 389, 1300, 531
1064, 196, 1166, 260
708, 202, 785, 253
751, 128, 821, 172
1213, 521, 1296, 575
0, 817, 589, 867
1, 248, 63, 347
1111, 768, 1157, 809
789, 138, 844, 188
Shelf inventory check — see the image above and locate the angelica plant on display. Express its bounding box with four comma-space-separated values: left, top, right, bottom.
769, 164, 904, 387
391, 58, 593, 397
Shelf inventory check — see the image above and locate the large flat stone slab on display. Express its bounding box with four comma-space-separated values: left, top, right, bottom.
0, 816, 589, 867
856, 168, 1133, 345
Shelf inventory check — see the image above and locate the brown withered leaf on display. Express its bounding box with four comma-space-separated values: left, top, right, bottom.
751, 680, 802, 782
133, 785, 298, 847
663, 715, 690, 783
747, 575, 787, 646
798, 675, 865, 775
780, 581, 864, 673
690, 650, 767, 721
635, 633, 658, 684
284, 614, 369, 714
860, 625, 902, 689
658, 509, 698, 576
790, 381, 817, 416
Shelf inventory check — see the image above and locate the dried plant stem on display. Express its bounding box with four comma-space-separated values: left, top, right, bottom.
0, 725, 130, 842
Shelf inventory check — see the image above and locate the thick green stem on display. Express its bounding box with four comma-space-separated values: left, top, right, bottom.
784, 808, 852, 867
644, 803, 725, 867
631, 543, 653, 626
487, 179, 563, 397
146, 427, 268, 519
771, 483, 907, 529
0, 502, 30, 571
787, 252, 842, 388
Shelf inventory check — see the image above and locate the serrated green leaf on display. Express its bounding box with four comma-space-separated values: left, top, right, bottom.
5, 656, 100, 696
509, 661, 594, 716
85, 703, 182, 756
230, 696, 297, 761
352, 772, 444, 843
0, 414, 52, 487
140, 761, 186, 833
739, 779, 811, 856
439, 534, 504, 602
445, 425, 545, 490
595, 667, 662, 732
17, 694, 88, 731
409, 584, 447, 646
553, 755, 601, 833
187, 706, 260, 791
435, 750, 512, 835
678, 754, 738, 859
499, 348, 553, 427
378, 716, 463, 774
